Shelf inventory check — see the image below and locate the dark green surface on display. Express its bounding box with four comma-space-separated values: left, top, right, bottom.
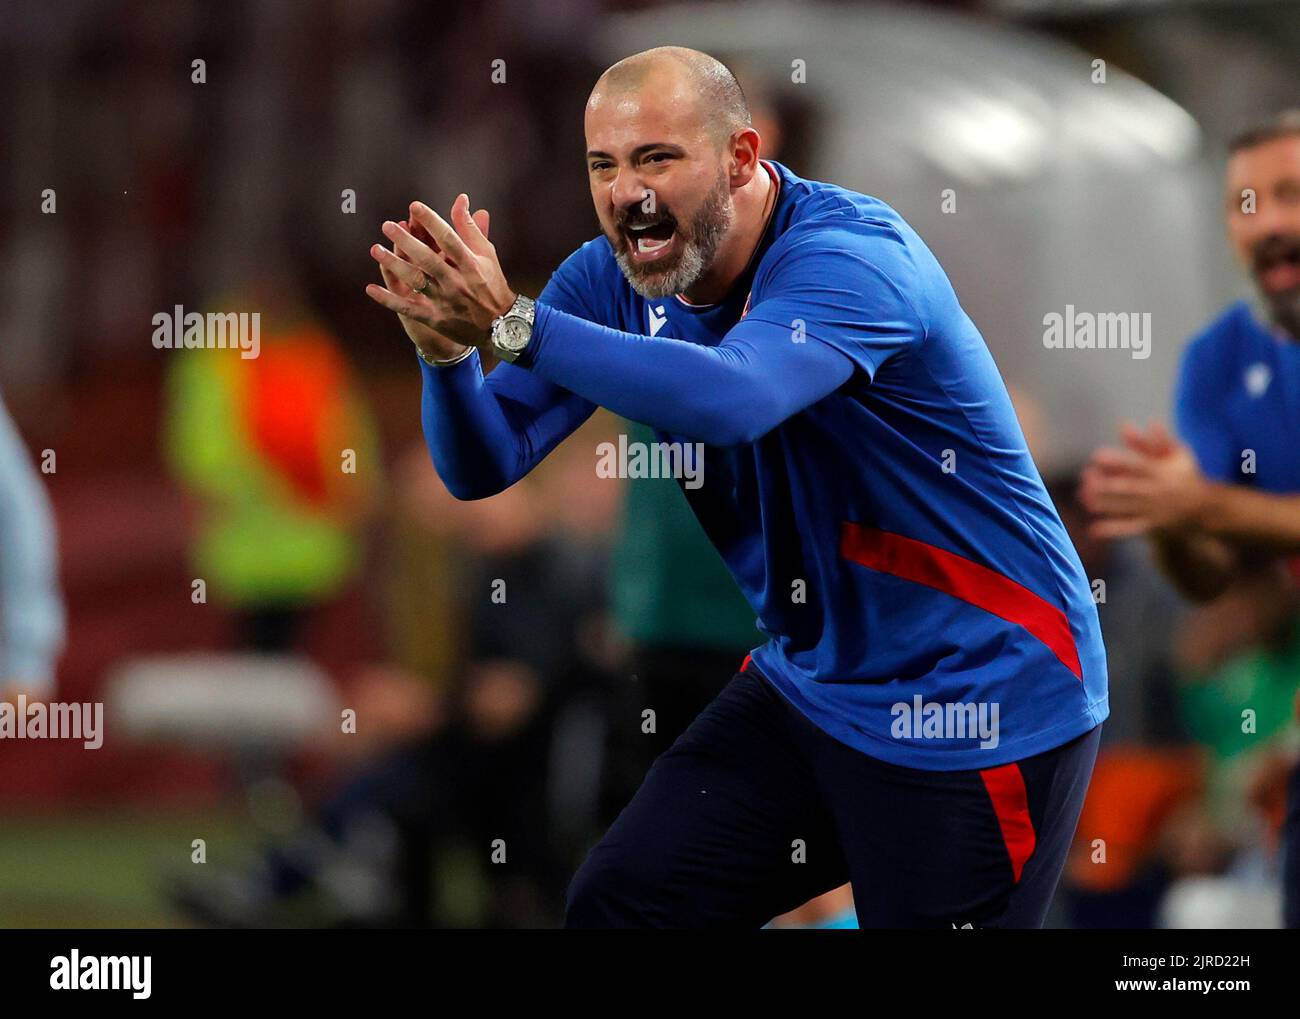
0, 811, 258, 928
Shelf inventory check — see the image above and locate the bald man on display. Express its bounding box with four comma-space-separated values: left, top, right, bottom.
367, 47, 1108, 928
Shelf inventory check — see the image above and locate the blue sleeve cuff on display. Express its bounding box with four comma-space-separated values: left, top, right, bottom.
515, 302, 554, 371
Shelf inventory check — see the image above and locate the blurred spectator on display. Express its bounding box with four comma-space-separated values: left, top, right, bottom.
1172, 567, 1299, 859
0, 391, 65, 699
173, 415, 620, 927
162, 282, 381, 651
1081, 110, 1300, 927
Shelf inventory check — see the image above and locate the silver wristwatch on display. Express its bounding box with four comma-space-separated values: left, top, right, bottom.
491, 295, 536, 363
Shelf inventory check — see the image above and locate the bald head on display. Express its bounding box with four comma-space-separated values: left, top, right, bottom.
591, 47, 750, 145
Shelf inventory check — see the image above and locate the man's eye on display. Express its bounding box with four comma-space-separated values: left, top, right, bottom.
647, 153, 670, 164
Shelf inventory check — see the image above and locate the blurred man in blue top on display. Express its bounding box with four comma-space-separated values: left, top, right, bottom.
0, 392, 65, 702
367, 47, 1106, 928
1084, 110, 1300, 928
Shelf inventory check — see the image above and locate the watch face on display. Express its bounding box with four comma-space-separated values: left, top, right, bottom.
502, 318, 530, 349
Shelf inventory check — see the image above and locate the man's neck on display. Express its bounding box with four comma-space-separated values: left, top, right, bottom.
1250, 291, 1300, 343
681, 161, 775, 306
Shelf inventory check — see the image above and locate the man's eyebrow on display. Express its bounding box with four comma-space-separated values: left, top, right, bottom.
586, 143, 686, 162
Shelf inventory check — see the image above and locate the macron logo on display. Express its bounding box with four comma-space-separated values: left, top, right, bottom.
648, 305, 667, 337
1244, 362, 1272, 397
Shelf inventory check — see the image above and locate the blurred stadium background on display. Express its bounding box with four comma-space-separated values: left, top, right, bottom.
1, 0, 1297, 927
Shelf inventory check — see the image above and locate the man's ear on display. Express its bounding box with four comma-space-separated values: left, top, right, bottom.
729, 126, 763, 186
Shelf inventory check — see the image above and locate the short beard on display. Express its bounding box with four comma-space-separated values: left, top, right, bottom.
1262, 287, 1300, 341
1251, 234, 1300, 340
612, 171, 733, 300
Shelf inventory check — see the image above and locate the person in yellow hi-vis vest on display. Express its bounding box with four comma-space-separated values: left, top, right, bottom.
164, 294, 381, 651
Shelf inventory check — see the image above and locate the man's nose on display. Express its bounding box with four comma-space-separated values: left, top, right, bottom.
1254, 202, 1294, 238
609, 169, 651, 214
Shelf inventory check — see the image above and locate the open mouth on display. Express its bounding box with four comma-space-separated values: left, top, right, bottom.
1255, 237, 1300, 294
623, 218, 677, 263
